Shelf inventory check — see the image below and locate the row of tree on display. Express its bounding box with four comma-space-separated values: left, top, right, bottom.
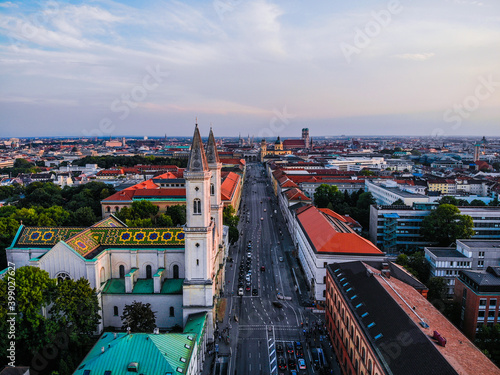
223, 205, 239, 244
313, 185, 375, 230
115, 200, 186, 227
72, 155, 187, 169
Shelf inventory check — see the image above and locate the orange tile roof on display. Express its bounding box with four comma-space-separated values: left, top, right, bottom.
221, 172, 240, 201
133, 188, 186, 198
284, 188, 311, 201
297, 205, 382, 255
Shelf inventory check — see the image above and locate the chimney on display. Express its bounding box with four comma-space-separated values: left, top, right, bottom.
101, 346, 105, 353
381, 262, 390, 278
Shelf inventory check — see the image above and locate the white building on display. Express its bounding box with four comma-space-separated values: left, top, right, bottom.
366, 179, 430, 206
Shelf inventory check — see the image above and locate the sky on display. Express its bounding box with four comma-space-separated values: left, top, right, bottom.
0, 0, 499, 138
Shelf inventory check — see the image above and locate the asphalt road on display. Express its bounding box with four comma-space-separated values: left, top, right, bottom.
217, 163, 340, 375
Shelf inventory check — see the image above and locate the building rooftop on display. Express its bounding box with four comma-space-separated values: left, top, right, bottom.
297, 205, 383, 255
364, 263, 500, 375
458, 239, 500, 248
425, 247, 468, 258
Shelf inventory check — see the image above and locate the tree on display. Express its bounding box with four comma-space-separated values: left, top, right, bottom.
475, 324, 500, 366
313, 184, 333, 208
470, 199, 486, 207
426, 277, 447, 302
166, 204, 186, 226
157, 214, 174, 227
49, 278, 101, 343
0, 217, 19, 269
437, 196, 459, 206
229, 226, 239, 244
71, 206, 97, 226
0, 267, 56, 363
223, 205, 239, 227
121, 301, 157, 333
391, 198, 406, 206
421, 204, 474, 246
395, 251, 430, 282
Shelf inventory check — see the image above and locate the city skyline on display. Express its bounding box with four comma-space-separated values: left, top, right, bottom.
1, 0, 499, 138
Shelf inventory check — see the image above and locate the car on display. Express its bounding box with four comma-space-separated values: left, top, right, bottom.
245, 285, 251, 291
245, 276, 251, 282
288, 358, 296, 370
252, 288, 258, 296
295, 341, 302, 350
290, 371, 298, 375
279, 256, 284, 262
264, 208, 267, 212
296, 349, 304, 358
260, 266, 265, 272
278, 357, 287, 370
238, 287, 243, 296
247, 270, 252, 275
286, 342, 294, 354
276, 344, 284, 354
261, 217, 264, 221
298, 358, 306, 370
247, 252, 251, 258
272, 301, 283, 308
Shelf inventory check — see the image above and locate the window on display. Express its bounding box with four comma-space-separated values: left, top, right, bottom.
478, 311, 485, 318
478, 260, 484, 268
323, 276, 326, 284
106, 206, 111, 213
146, 265, 152, 279
479, 251, 485, 258
210, 183, 215, 195
323, 290, 326, 298
173, 265, 179, 279
480, 299, 487, 306
119, 265, 125, 279
114, 306, 118, 316
170, 307, 175, 317
56, 272, 70, 284
490, 299, 497, 307
488, 311, 495, 318
193, 198, 201, 214
368, 359, 373, 375
197, 259, 199, 266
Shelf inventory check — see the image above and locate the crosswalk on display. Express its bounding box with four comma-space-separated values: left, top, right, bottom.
266, 325, 278, 375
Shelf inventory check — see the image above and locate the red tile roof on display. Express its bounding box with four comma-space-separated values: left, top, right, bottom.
284, 188, 311, 202
297, 205, 382, 254
221, 172, 240, 201
133, 188, 186, 198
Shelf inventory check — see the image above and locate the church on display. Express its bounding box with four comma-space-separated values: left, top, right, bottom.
6, 125, 227, 340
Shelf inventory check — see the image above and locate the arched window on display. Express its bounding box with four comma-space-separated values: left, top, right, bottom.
193, 198, 201, 214
146, 265, 152, 279
115, 206, 119, 212
362, 347, 366, 362
170, 307, 175, 317
368, 359, 373, 375
173, 265, 179, 279
119, 265, 125, 279
113, 306, 118, 316
210, 183, 215, 195
56, 272, 70, 283
106, 206, 111, 213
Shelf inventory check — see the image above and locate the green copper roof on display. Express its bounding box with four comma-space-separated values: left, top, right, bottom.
161, 278, 184, 294
73, 332, 196, 375
102, 278, 185, 295
183, 312, 207, 347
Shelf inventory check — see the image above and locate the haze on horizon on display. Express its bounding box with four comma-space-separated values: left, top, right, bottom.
0, 0, 499, 139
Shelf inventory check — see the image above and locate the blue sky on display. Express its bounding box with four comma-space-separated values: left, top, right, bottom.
0, 0, 499, 138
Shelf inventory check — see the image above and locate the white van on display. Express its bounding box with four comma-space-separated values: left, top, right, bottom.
238, 287, 244, 296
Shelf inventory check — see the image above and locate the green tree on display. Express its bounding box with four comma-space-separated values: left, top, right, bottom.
49, 278, 101, 343
475, 324, 500, 366
421, 204, 474, 246
313, 184, 333, 208
437, 196, 459, 206
71, 206, 97, 226
0, 217, 19, 269
396, 251, 430, 282
229, 226, 239, 244
426, 277, 447, 301
157, 214, 174, 227
0, 267, 56, 363
166, 205, 186, 226
360, 169, 375, 176
470, 199, 486, 206
223, 205, 239, 227
391, 198, 406, 206
116, 200, 159, 222
121, 301, 157, 333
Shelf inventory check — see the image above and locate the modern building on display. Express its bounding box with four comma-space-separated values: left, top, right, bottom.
325, 261, 500, 375
370, 204, 500, 253
5, 126, 228, 343
365, 180, 430, 206
454, 266, 500, 341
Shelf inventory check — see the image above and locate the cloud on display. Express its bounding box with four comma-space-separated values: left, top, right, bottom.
0, 2, 17, 8
393, 53, 435, 61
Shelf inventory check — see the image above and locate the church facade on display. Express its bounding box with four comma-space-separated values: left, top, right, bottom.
6, 125, 227, 340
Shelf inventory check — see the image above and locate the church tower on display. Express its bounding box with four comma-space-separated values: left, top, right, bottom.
183, 124, 215, 336
206, 128, 223, 245
260, 139, 267, 162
